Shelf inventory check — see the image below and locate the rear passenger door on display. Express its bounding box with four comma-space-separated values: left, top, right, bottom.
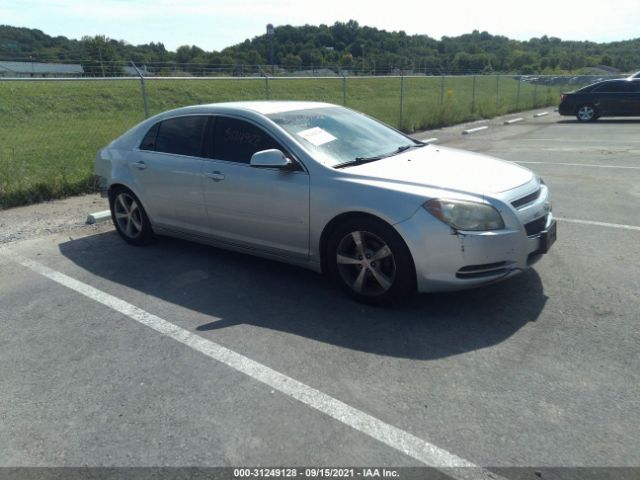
629, 81, 640, 116
201, 116, 310, 259
593, 81, 636, 115
133, 115, 209, 233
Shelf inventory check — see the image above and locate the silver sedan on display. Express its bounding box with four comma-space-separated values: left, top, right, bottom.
95, 101, 556, 304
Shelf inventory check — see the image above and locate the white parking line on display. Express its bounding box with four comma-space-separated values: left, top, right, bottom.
558, 217, 640, 231
516, 161, 640, 170
462, 126, 489, 135
503, 117, 523, 125
5, 251, 504, 480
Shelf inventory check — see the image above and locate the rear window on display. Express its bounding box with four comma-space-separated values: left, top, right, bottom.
150, 116, 208, 157
140, 123, 159, 151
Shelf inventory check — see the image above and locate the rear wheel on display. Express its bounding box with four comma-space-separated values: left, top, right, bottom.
576, 104, 597, 122
109, 187, 155, 246
326, 217, 416, 304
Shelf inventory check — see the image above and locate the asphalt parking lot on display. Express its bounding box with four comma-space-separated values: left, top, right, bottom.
1, 110, 639, 479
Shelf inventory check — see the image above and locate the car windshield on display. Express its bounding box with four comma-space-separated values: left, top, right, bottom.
267, 106, 419, 167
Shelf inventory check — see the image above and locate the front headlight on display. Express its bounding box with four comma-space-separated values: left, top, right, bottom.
424, 198, 505, 231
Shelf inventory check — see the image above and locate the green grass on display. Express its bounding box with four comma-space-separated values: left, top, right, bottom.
0, 76, 566, 209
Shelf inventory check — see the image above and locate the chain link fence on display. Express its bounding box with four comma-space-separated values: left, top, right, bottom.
0, 73, 620, 208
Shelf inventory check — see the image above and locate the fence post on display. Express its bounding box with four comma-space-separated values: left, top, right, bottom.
440, 75, 445, 105
399, 74, 405, 129
533, 83, 538, 108
264, 75, 270, 100
516, 78, 521, 110
130, 61, 149, 118
98, 47, 106, 77
496, 74, 500, 108
342, 73, 347, 106
471, 75, 477, 113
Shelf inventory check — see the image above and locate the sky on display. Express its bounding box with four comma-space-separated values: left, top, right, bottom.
2, 0, 640, 52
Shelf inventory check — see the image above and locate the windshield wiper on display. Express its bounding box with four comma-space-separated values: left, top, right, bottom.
334, 143, 425, 169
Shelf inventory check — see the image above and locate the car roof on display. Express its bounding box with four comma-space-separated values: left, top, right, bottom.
597, 78, 634, 83
172, 101, 338, 116
584, 78, 639, 89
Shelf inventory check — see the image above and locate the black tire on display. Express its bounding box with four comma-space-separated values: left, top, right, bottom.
109, 186, 155, 246
576, 104, 598, 122
326, 216, 416, 305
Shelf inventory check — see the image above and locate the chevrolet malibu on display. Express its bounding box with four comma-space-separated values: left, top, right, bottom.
95, 101, 556, 304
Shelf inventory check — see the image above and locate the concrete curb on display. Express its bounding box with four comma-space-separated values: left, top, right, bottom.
462, 125, 489, 135
504, 117, 524, 125
86, 210, 111, 225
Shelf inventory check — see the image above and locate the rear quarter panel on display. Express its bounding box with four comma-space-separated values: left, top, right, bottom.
94, 147, 140, 199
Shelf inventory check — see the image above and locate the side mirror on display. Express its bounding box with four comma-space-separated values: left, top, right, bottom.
250, 149, 293, 169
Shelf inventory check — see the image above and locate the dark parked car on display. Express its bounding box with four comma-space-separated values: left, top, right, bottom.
558, 79, 640, 122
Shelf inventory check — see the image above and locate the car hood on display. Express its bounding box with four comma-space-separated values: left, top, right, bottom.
342, 145, 534, 195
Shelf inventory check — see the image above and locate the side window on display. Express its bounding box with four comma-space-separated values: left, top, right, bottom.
594, 81, 634, 93
140, 123, 160, 150
213, 117, 284, 164
593, 82, 616, 92
618, 82, 636, 93
154, 116, 208, 157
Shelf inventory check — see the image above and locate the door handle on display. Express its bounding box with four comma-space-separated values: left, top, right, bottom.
204, 171, 225, 181
133, 161, 147, 170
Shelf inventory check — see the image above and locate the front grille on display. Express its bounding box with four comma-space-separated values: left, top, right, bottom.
456, 261, 510, 279
525, 215, 547, 236
512, 188, 541, 209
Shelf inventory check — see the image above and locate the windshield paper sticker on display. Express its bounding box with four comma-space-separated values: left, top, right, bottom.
296, 127, 336, 146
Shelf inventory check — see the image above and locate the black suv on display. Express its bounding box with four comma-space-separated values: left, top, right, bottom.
559, 79, 640, 122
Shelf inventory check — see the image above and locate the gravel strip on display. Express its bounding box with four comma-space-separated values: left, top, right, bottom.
0, 194, 110, 245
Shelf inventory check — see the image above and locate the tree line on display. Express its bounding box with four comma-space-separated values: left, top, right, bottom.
1, 21, 639, 76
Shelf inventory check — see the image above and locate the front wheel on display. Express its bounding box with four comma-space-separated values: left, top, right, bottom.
576, 104, 597, 122
326, 217, 416, 304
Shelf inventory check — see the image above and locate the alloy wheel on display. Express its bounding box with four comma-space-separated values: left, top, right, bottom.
336, 230, 397, 297
577, 105, 595, 121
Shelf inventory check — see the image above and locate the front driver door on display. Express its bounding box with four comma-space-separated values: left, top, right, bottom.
201, 116, 310, 259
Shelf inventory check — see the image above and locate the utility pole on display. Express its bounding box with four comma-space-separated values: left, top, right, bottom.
266, 24, 274, 72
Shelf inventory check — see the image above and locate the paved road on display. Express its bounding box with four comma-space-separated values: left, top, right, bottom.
1, 110, 639, 478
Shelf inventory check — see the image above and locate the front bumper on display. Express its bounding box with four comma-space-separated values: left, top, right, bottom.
395, 206, 556, 293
